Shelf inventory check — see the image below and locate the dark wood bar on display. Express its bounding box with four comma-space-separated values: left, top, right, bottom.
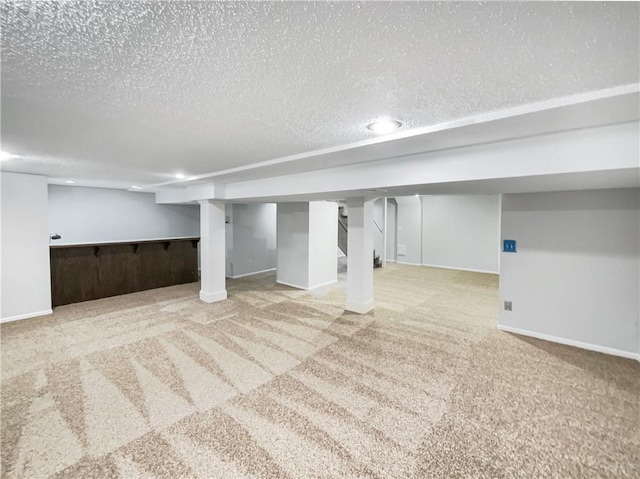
50, 237, 199, 307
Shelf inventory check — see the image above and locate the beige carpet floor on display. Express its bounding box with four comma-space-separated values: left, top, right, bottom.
1, 264, 638, 478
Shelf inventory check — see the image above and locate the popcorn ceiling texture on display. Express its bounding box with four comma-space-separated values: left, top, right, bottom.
1, 1, 638, 184
1, 265, 639, 478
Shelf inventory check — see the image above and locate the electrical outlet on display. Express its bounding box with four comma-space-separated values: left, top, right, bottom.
504, 301, 512, 311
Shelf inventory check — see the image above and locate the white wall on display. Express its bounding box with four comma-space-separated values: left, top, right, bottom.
499, 189, 640, 359
308, 201, 338, 289
227, 203, 277, 278
1, 172, 52, 321
421, 194, 501, 273
395, 196, 423, 265
276, 203, 310, 289
49, 185, 199, 244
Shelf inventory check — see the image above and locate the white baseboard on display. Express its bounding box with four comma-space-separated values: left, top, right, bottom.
276, 279, 308, 290
345, 299, 375, 315
199, 290, 227, 303
497, 324, 640, 361
393, 261, 498, 275
308, 279, 338, 291
227, 268, 276, 279
422, 263, 499, 275
385, 259, 397, 263
276, 279, 338, 291
1, 309, 53, 324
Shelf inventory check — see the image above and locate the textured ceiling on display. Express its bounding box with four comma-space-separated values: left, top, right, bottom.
1, 1, 639, 186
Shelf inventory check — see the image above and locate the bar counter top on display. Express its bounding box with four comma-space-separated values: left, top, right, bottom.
50, 236, 199, 248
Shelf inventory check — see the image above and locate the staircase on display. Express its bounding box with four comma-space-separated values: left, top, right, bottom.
338, 206, 382, 268
338, 207, 348, 256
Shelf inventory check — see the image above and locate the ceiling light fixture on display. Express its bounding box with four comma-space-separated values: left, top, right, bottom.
366, 119, 402, 134
131, 185, 142, 190
65, 180, 75, 184
175, 173, 186, 179
0, 151, 16, 161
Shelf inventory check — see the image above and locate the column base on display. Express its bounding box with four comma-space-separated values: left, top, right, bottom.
199, 289, 227, 303
345, 299, 375, 315
276, 279, 308, 290
308, 279, 338, 291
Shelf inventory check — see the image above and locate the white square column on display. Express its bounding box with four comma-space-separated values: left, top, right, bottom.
276, 201, 338, 290
199, 200, 227, 303
345, 198, 375, 314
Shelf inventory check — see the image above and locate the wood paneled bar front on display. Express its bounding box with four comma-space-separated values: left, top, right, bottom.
50, 237, 199, 307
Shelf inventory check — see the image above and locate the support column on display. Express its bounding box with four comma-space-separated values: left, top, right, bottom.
199, 200, 227, 303
276, 201, 337, 290
345, 198, 374, 314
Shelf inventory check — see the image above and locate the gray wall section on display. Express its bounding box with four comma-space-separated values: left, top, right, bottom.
386, 199, 397, 261
227, 203, 277, 278
393, 194, 500, 271
276, 202, 310, 288
48, 185, 199, 244
395, 196, 423, 265
499, 188, 640, 356
421, 194, 501, 273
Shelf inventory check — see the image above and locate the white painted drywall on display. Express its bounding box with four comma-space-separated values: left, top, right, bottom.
308, 201, 338, 289
396, 196, 422, 265
422, 195, 501, 273
1, 172, 52, 321
345, 198, 375, 313
228, 203, 277, 277
199, 200, 227, 303
276, 203, 310, 289
48, 185, 199, 244
499, 189, 640, 358
222, 122, 639, 202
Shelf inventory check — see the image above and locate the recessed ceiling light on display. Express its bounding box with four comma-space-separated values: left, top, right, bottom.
0, 151, 16, 161
65, 180, 75, 184
175, 173, 186, 179
131, 185, 142, 190
366, 119, 402, 134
